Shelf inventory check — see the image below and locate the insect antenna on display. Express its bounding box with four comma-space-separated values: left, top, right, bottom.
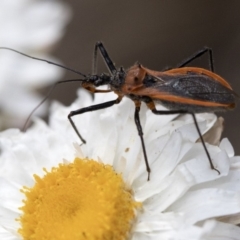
23, 78, 85, 131
0, 47, 86, 77
0, 47, 90, 130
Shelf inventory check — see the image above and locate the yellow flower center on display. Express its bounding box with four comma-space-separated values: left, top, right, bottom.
18, 158, 140, 240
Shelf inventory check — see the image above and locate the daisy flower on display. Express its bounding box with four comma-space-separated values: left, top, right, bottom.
0, 0, 71, 129
0, 90, 240, 240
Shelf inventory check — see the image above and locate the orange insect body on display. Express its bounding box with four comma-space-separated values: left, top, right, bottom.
0, 42, 237, 180
119, 65, 236, 111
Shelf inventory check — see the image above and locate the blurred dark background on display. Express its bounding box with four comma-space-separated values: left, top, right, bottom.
51, 1, 240, 154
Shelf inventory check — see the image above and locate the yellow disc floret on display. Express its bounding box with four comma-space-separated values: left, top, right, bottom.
18, 158, 141, 240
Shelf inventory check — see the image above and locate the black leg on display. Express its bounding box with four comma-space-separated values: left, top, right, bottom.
68, 98, 121, 143
176, 47, 214, 72
191, 113, 220, 174
92, 41, 117, 75
146, 102, 220, 174
134, 105, 151, 180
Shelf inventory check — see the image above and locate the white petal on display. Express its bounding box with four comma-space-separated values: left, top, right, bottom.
219, 138, 235, 157
168, 189, 240, 225
0, 178, 22, 212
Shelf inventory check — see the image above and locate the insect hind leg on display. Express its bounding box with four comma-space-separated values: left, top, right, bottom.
176, 47, 214, 72
191, 113, 220, 174
146, 101, 220, 174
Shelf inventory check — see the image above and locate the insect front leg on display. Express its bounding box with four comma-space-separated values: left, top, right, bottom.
176, 47, 214, 72
92, 41, 117, 75
68, 97, 122, 144
81, 82, 112, 93
133, 101, 151, 181
146, 101, 220, 174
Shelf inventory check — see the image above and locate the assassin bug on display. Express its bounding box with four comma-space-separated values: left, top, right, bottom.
0, 42, 237, 180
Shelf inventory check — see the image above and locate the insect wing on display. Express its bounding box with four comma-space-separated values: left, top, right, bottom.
142, 68, 236, 111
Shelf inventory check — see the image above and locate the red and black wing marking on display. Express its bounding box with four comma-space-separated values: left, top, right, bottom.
138, 67, 236, 112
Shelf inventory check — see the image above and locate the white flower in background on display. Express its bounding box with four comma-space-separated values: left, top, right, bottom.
0, 0, 71, 129
0, 90, 240, 240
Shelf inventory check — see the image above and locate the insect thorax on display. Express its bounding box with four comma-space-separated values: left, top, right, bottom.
110, 69, 126, 91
